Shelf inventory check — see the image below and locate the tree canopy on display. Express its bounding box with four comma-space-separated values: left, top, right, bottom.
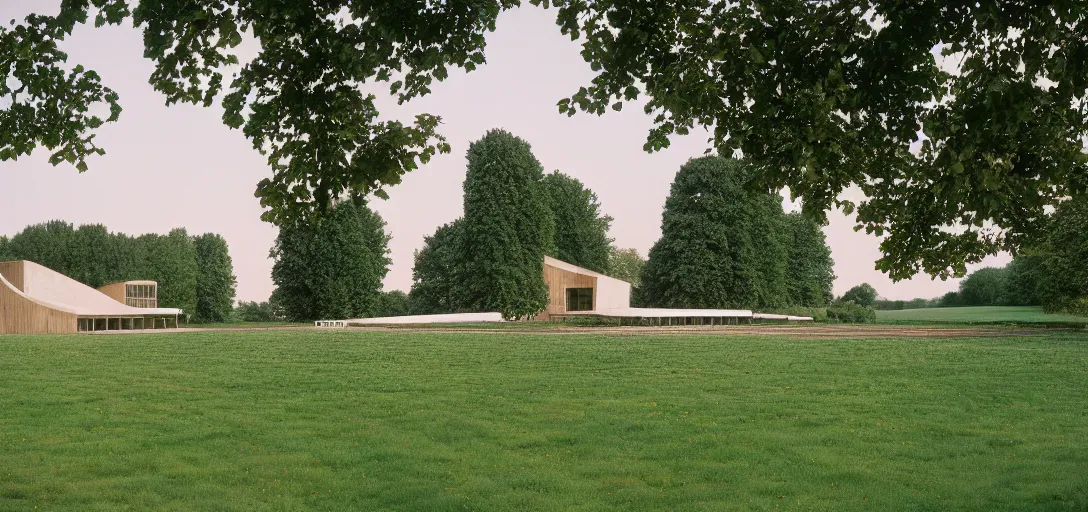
840, 283, 878, 308
541, 171, 613, 273
408, 219, 466, 316
459, 129, 553, 319
784, 213, 836, 307
6, 2, 1085, 280
957, 267, 1008, 306
640, 156, 790, 310
271, 200, 391, 322
193, 233, 238, 323
1035, 196, 1088, 315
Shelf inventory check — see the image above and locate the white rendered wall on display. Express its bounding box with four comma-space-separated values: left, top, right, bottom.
594, 274, 632, 313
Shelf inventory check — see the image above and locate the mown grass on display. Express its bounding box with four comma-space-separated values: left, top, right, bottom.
1, 329, 1087, 511
877, 306, 1088, 326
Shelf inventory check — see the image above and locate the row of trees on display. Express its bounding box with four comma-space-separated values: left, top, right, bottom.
409, 146, 836, 317
855, 195, 1088, 316
940, 200, 1088, 315
0, 222, 236, 322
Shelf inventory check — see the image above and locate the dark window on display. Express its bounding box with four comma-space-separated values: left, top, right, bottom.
566, 288, 594, 312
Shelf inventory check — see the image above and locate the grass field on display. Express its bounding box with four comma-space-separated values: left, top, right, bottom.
877, 306, 1088, 325
2, 330, 1087, 511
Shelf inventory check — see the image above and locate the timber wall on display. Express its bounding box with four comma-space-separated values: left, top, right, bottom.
539, 263, 597, 320
98, 282, 126, 304
0, 263, 78, 335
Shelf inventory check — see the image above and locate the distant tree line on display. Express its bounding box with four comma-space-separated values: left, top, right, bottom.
866, 198, 1087, 316
933, 199, 1088, 315
0, 221, 236, 322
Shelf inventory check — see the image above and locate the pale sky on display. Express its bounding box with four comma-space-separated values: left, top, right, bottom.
0, 3, 1009, 302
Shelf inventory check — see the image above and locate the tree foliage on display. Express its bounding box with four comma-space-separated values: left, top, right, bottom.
7, 2, 1084, 279
193, 233, 238, 323
459, 130, 553, 319
640, 156, 789, 310
139, 228, 198, 314
541, 171, 613, 273
840, 283, 877, 308
827, 300, 877, 323
408, 219, 466, 316
957, 267, 1008, 306
0, 236, 10, 261
1002, 254, 1044, 307
376, 290, 411, 318
1036, 197, 1088, 315
606, 247, 645, 289
233, 300, 285, 323
271, 200, 391, 322
784, 213, 835, 307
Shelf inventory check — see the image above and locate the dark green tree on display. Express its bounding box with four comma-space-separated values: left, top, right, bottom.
957, 267, 1008, 306
0, 236, 11, 261
137, 228, 198, 315
193, 233, 238, 323
459, 130, 553, 319
541, 171, 613, 273
640, 156, 789, 310
408, 219, 466, 315
840, 283, 878, 308
70, 223, 125, 287
1037, 198, 1088, 315
784, 213, 835, 307
8, 2, 1084, 280
376, 290, 411, 318
940, 291, 963, 307
271, 200, 391, 322
8, 220, 77, 276
1003, 254, 1044, 307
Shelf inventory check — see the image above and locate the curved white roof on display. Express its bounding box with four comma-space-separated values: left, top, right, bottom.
4, 261, 181, 317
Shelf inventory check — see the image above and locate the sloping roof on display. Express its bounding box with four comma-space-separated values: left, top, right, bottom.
543, 256, 628, 284
0, 261, 181, 317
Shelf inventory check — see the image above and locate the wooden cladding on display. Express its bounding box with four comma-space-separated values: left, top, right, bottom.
98, 281, 158, 309
0, 261, 25, 292
0, 271, 78, 335
539, 262, 597, 320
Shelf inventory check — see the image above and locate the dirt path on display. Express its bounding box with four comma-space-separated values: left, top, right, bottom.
352, 324, 1053, 339
83, 324, 1058, 339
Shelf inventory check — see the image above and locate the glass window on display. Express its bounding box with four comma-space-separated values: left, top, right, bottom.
566, 288, 594, 312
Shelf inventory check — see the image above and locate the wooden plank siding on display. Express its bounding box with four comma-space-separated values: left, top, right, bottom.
0, 261, 26, 292
537, 262, 597, 320
0, 264, 78, 335
97, 282, 127, 304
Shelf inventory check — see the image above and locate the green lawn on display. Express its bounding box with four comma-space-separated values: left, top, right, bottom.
877, 306, 1088, 325
2, 330, 1087, 511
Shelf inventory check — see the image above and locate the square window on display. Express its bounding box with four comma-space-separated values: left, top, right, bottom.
566, 288, 594, 312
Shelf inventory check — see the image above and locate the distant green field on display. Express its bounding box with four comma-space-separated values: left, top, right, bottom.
2, 329, 1088, 510
877, 306, 1088, 325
